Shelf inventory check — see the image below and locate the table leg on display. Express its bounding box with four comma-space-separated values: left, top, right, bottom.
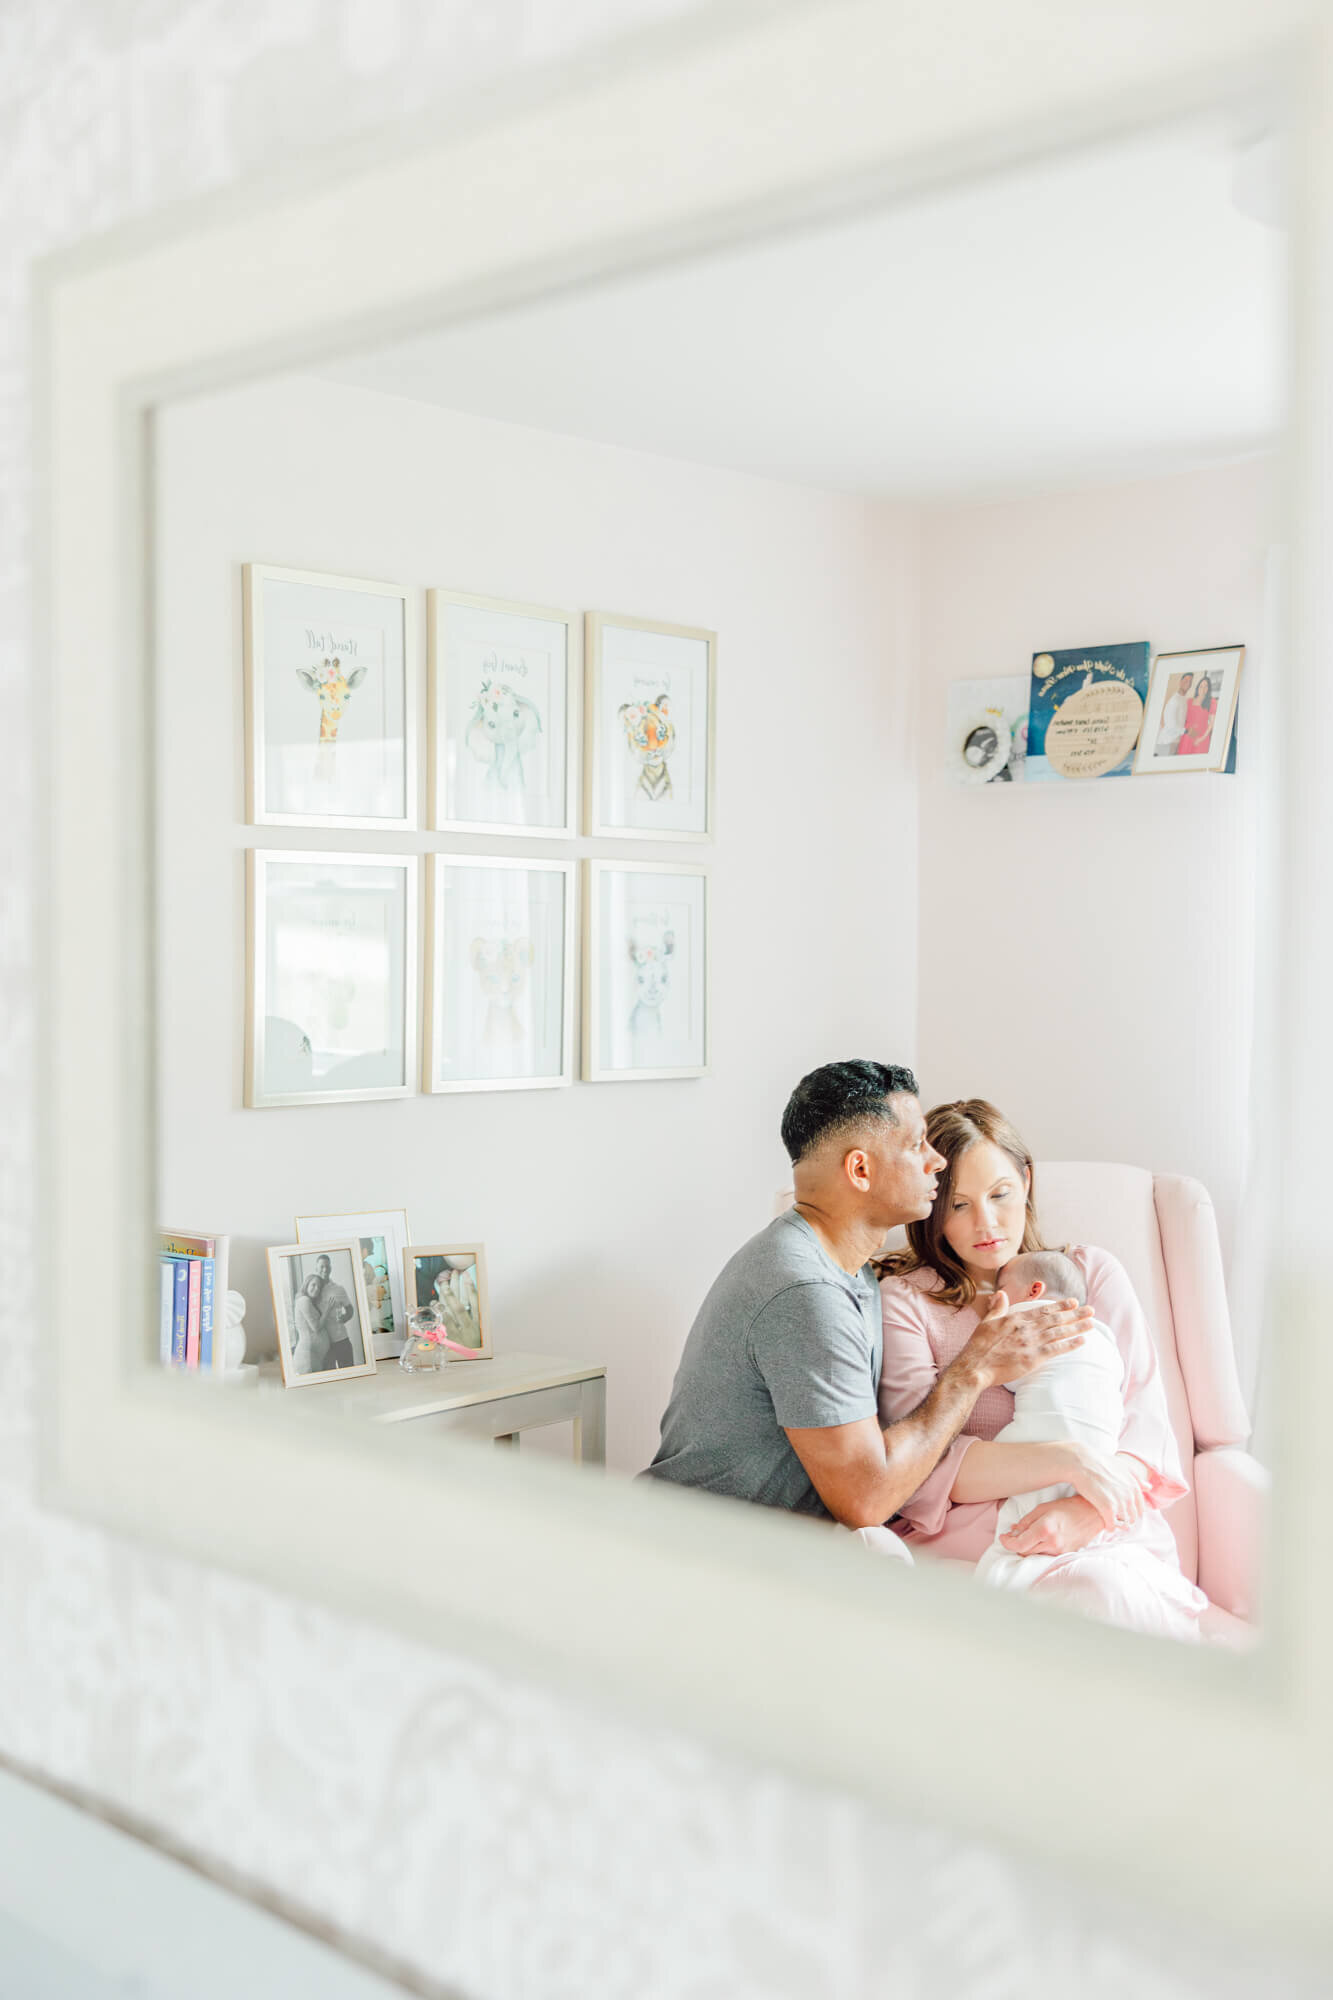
572, 1377, 606, 1467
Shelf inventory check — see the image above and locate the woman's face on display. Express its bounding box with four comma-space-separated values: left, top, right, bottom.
302, 1275, 323, 1300
940, 1139, 1031, 1285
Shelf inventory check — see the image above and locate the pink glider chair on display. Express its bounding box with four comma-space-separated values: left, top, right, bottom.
780, 1163, 1266, 1640
1032, 1163, 1264, 1645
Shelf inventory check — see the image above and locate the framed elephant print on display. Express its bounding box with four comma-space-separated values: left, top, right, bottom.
584, 612, 716, 840
244, 563, 416, 830
428, 589, 578, 836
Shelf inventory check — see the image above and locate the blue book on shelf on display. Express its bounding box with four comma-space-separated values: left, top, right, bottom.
165, 1256, 190, 1367
158, 1260, 174, 1367
199, 1256, 215, 1370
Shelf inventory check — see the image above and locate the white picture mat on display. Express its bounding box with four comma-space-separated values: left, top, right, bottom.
591, 620, 713, 836
1135, 647, 1244, 774
248, 568, 411, 827
427, 858, 571, 1089
945, 674, 1029, 783
431, 594, 572, 832
248, 851, 415, 1106
295, 1209, 411, 1361
588, 864, 707, 1078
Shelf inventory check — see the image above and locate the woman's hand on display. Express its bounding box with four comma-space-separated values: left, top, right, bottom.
999, 1494, 1105, 1557
1060, 1444, 1147, 1531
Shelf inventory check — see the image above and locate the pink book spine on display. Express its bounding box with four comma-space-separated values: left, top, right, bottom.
186, 1258, 202, 1370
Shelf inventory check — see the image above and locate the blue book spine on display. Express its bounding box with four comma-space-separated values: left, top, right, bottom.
199, 1257, 215, 1370
159, 1260, 174, 1367
169, 1257, 189, 1367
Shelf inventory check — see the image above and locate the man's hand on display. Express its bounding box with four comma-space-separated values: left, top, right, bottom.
999, 1494, 1104, 1557
955, 1290, 1092, 1393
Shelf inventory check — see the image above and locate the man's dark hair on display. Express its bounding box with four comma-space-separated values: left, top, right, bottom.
780, 1059, 919, 1166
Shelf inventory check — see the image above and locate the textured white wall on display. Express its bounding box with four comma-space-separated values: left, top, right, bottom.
3, 5, 1324, 1996
916, 457, 1273, 1268
155, 371, 915, 1472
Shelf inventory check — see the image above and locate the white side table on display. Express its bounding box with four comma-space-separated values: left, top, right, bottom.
259, 1351, 607, 1463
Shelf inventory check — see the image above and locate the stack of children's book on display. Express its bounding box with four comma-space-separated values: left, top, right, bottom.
158, 1230, 230, 1373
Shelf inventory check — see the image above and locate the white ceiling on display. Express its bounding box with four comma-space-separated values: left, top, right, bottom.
319, 119, 1285, 500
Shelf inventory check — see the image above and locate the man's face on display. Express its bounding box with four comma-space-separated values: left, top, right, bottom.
316, 1256, 331, 1280
859, 1094, 945, 1225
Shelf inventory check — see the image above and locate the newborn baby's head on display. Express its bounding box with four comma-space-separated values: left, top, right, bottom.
996, 1248, 1087, 1307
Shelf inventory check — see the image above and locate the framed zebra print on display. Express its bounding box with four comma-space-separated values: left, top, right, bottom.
584, 612, 716, 840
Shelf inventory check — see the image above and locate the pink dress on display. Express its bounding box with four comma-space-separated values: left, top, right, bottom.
879, 1247, 1207, 1639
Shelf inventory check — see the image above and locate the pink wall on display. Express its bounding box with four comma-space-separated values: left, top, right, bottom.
915, 456, 1274, 1271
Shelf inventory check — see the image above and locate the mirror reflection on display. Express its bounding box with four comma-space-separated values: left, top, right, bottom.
153, 110, 1282, 1648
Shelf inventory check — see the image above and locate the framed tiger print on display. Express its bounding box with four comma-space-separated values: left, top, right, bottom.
584, 612, 716, 840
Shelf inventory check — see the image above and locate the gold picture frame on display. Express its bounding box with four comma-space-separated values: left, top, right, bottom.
267, 1239, 377, 1387
403, 1244, 492, 1358
1132, 645, 1244, 776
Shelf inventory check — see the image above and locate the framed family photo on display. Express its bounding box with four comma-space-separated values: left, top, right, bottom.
245, 851, 418, 1108
584, 613, 715, 839
1133, 645, 1244, 775
294, 1208, 411, 1360
423, 855, 575, 1094
428, 590, 578, 836
243, 564, 416, 830
267, 1240, 376, 1387
583, 861, 709, 1082
403, 1245, 491, 1358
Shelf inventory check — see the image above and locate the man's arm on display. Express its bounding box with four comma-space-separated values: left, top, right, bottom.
784, 1293, 1093, 1530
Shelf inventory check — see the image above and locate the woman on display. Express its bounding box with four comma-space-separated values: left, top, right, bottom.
292, 1273, 331, 1375
1179, 672, 1215, 756
878, 1100, 1206, 1640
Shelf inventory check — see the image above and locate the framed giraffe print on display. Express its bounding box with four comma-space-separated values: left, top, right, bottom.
584, 613, 716, 840
423, 855, 576, 1094
243, 563, 417, 830
245, 850, 418, 1107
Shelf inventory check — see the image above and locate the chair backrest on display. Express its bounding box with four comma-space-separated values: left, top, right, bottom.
1035, 1161, 1251, 1583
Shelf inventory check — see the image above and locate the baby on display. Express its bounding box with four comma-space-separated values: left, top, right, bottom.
973, 1248, 1127, 1593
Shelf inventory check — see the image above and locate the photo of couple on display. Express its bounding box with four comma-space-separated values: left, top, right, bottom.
1136, 645, 1243, 775
1154, 668, 1218, 758
268, 1243, 375, 1385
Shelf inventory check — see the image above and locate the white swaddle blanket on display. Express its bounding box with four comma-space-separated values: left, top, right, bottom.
975, 1314, 1124, 1593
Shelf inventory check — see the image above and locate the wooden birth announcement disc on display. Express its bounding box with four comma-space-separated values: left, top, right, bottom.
1044, 677, 1143, 779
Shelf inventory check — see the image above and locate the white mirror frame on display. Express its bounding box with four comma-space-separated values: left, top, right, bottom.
36, 0, 1333, 1948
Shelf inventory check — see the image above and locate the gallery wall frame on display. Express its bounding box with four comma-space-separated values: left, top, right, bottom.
582, 859, 710, 1083
243, 563, 417, 832
423, 853, 576, 1094
584, 612, 716, 841
36, 0, 1333, 1950
428, 588, 579, 838
245, 850, 419, 1108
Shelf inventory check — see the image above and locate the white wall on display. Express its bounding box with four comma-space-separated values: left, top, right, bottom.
915, 457, 1273, 1267
155, 374, 918, 1472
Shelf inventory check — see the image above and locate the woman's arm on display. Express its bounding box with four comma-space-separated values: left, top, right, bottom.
952, 1437, 1148, 1527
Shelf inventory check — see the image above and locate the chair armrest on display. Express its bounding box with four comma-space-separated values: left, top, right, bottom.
1193, 1445, 1268, 1622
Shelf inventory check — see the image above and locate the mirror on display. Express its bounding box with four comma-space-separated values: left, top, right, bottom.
151, 104, 1283, 1652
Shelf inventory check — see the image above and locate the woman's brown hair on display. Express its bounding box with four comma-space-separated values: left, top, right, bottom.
876, 1099, 1045, 1308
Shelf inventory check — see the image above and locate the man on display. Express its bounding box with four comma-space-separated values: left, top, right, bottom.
644, 1060, 1090, 1528
313, 1252, 357, 1368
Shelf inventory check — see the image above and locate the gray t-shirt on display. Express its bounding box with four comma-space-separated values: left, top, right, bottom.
643, 1210, 882, 1517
